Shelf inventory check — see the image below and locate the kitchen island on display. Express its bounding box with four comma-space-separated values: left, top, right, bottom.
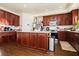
17, 31, 50, 51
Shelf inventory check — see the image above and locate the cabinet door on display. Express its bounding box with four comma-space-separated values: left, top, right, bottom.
43, 16, 52, 26
30, 33, 37, 48
0, 9, 6, 18
21, 32, 30, 47
72, 9, 78, 25
17, 32, 21, 45
6, 12, 13, 25
58, 31, 66, 41
65, 13, 72, 25
14, 15, 20, 26
38, 33, 48, 51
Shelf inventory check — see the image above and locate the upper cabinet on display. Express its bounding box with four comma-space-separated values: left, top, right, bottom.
43, 13, 72, 26
0, 9, 20, 26
43, 16, 52, 26
13, 15, 20, 26
71, 9, 78, 25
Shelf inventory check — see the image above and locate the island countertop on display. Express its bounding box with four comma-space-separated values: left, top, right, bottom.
17, 31, 51, 33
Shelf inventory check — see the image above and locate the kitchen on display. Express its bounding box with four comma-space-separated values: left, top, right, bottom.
0, 3, 79, 56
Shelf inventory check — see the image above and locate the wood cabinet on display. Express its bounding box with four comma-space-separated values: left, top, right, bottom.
66, 32, 77, 47
29, 33, 38, 48
43, 16, 52, 26
38, 33, 48, 51
21, 32, 30, 47
17, 32, 49, 51
0, 32, 16, 43
58, 31, 67, 41
13, 15, 20, 26
6, 12, 14, 25
71, 9, 78, 25
0, 9, 20, 26
43, 13, 72, 26
17, 32, 21, 45
0, 9, 6, 18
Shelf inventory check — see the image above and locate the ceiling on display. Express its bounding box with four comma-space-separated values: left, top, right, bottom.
0, 3, 73, 14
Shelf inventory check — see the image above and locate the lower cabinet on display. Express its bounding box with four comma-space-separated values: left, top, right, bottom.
0, 32, 16, 43
58, 31, 67, 41
21, 32, 30, 47
17, 32, 49, 51
29, 33, 38, 48
66, 32, 77, 48
17, 32, 21, 45
38, 33, 48, 51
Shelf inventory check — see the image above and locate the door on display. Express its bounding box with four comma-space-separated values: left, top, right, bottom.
17, 32, 22, 45
43, 16, 52, 26
14, 15, 20, 26
38, 33, 48, 51
21, 32, 30, 47
30, 33, 38, 48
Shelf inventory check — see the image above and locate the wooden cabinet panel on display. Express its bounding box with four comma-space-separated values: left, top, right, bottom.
0, 9, 20, 26
0, 32, 16, 43
58, 31, 67, 41
21, 32, 30, 47
6, 12, 17, 25
72, 9, 78, 25
30, 33, 38, 48
17, 32, 21, 45
38, 33, 48, 51
66, 32, 77, 46
14, 15, 20, 26
43, 16, 52, 26
43, 13, 72, 25
6, 12, 11, 25
17, 32, 49, 51
0, 9, 6, 18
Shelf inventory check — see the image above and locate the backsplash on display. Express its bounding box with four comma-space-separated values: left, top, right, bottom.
0, 25, 21, 31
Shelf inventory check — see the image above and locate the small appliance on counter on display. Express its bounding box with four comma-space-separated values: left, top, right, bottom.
4, 27, 13, 31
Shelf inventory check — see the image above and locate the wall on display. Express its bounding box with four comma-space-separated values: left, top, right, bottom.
20, 13, 34, 31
